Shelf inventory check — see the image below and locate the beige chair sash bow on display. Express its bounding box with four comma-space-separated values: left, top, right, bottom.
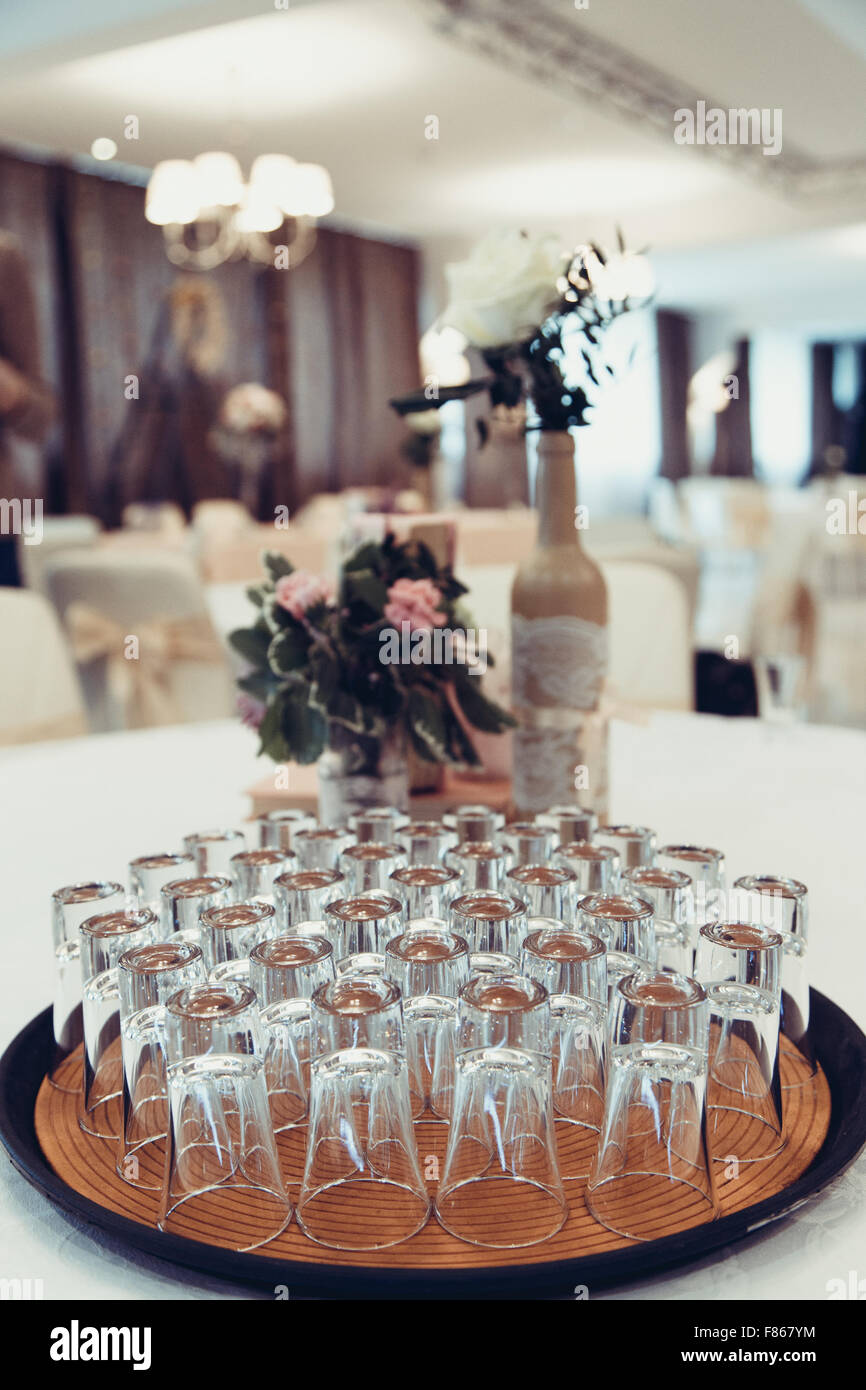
66, 602, 226, 728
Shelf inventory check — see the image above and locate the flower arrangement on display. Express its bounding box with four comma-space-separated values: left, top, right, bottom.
218, 382, 287, 436
390, 230, 651, 436
230, 536, 515, 767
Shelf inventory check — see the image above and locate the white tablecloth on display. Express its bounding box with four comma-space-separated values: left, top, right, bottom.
1, 713, 864, 1300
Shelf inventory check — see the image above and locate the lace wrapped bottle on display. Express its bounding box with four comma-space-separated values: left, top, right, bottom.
510, 432, 608, 818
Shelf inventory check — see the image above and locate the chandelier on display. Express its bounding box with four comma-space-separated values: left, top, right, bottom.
145, 152, 334, 270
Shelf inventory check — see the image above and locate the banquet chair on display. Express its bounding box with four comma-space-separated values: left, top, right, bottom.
121, 502, 186, 534
44, 551, 235, 733
0, 589, 87, 746
192, 499, 254, 539
17, 513, 101, 594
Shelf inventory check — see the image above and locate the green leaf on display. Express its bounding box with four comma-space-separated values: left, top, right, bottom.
245, 585, 265, 608
229, 625, 272, 668
440, 700, 482, 769
407, 688, 450, 763
262, 550, 294, 583
268, 628, 309, 675
453, 673, 517, 733
281, 691, 327, 764
238, 671, 278, 701
343, 568, 389, 613
341, 541, 383, 575
257, 699, 292, 763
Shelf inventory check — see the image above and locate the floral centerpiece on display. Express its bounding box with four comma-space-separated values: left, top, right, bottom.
211, 382, 287, 512
230, 536, 515, 822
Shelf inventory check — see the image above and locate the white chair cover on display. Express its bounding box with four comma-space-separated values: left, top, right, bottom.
0, 589, 86, 745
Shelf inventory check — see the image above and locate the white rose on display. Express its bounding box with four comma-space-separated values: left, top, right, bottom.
442, 230, 566, 349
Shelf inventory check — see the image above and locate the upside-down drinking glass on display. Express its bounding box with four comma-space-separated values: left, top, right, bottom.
230, 848, 294, 904
79, 908, 158, 1138
506, 863, 577, 922
695, 921, 785, 1161
536, 805, 598, 847
293, 826, 353, 871
199, 900, 276, 972
249, 934, 336, 1132
398, 820, 457, 865
499, 821, 555, 868
446, 840, 508, 892
183, 829, 246, 876
623, 866, 693, 974
340, 842, 407, 894
594, 824, 656, 870
128, 854, 195, 912
389, 864, 462, 921
49, 880, 126, 1091
579, 892, 656, 962
348, 807, 410, 844
449, 890, 528, 961
554, 841, 619, 895
297, 974, 430, 1249
255, 809, 317, 854
443, 805, 505, 843
323, 894, 404, 968
273, 868, 345, 932
384, 929, 470, 1119
587, 969, 717, 1239
160, 875, 232, 945
116, 939, 206, 1188
732, 874, 814, 1084
435, 974, 567, 1247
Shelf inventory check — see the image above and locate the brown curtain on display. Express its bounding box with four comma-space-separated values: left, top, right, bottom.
810, 343, 845, 475
0, 148, 420, 522
656, 309, 692, 481
711, 338, 753, 477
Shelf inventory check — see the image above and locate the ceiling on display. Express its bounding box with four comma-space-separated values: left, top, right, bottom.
1, 0, 865, 329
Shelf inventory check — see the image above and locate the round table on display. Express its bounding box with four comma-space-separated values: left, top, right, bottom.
1, 712, 864, 1300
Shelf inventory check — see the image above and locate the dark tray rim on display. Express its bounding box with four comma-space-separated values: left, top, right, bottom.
1, 990, 864, 1299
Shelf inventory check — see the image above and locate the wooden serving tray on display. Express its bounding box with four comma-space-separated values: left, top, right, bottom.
2, 994, 865, 1297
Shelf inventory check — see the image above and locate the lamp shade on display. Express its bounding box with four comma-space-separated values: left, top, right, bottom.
193, 151, 244, 207
145, 160, 200, 226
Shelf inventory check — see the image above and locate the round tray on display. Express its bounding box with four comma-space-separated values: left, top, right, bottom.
1, 991, 864, 1298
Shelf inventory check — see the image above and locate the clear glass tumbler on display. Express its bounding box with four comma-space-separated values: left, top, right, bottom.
594, 824, 656, 870
249, 934, 336, 1132
199, 900, 276, 973
323, 894, 405, 966
695, 921, 785, 1161
554, 841, 619, 894
348, 807, 410, 844
183, 829, 246, 876
537, 805, 598, 848
384, 929, 470, 1119
389, 864, 462, 921
160, 981, 291, 1250
435, 974, 567, 1248
297, 974, 430, 1249
128, 853, 195, 912
506, 863, 577, 921
398, 819, 457, 865
445, 840, 508, 892
657, 844, 726, 926
79, 907, 158, 1138
623, 866, 693, 974
449, 890, 528, 960
443, 805, 505, 843
273, 867, 345, 931
339, 841, 407, 894
293, 826, 353, 871
732, 874, 814, 1083
49, 879, 126, 1091
230, 848, 294, 904
498, 821, 555, 868
587, 969, 717, 1240
116, 939, 206, 1188
579, 891, 656, 962
255, 809, 317, 854
160, 875, 232, 945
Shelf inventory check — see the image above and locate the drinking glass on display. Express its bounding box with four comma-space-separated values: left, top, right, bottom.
323, 894, 404, 966
468, 951, 519, 979
49, 880, 126, 1091
623, 866, 693, 974
183, 829, 246, 876
578, 892, 656, 962
656, 844, 726, 927
249, 935, 336, 1132
160, 876, 232, 945
116, 940, 206, 1188
273, 868, 345, 932
160, 981, 291, 1250
506, 864, 577, 921
449, 890, 528, 960
443, 805, 505, 843
340, 842, 407, 894
199, 900, 276, 972
348, 807, 410, 843
554, 841, 619, 894
128, 854, 195, 912
594, 824, 656, 870
732, 875, 814, 1083
695, 922, 785, 1161
255, 809, 317, 854
606, 949, 653, 1011
389, 864, 461, 921
498, 821, 555, 868
293, 826, 353, 870
537, 805, 598, 847
231, 848, 294, 904
398, 819, 457, 865
446, 840, 508, 891
587, 970, 717, 1239
521, 928, 607, 1179
435, 974, 567, 1247
384, 929, 470, 1119
298, 974, 430, 1249
79, 908, 158, 1138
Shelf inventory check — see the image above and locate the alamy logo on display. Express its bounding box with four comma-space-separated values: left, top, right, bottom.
674, 101, 782, 157
49, 1321, 152, 1371
0, 497, 43, 545
379, 621, 487, 675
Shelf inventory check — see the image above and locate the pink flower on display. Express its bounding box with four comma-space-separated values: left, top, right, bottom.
237, 693, 266, 730
384, 577, 447, 631
274, 570, 333, 621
